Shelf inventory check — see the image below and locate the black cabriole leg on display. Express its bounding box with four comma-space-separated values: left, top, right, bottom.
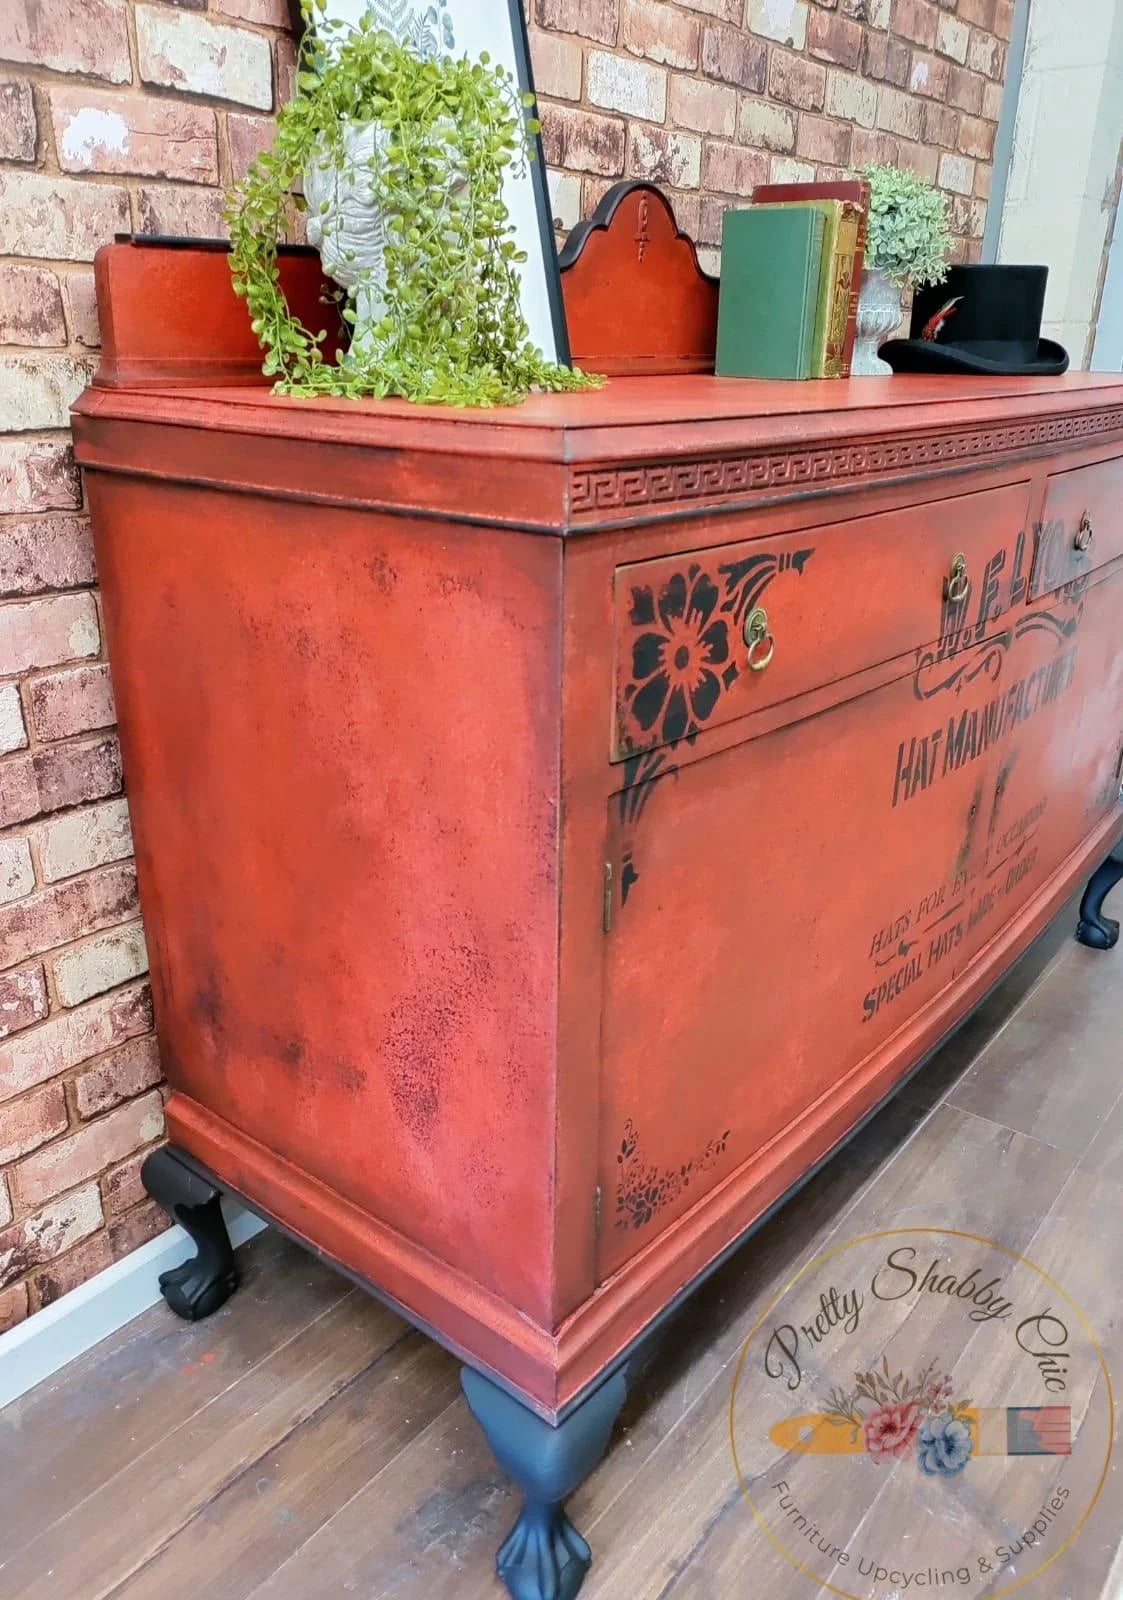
462, 1366, 628, 1600
141, 1145, 239, 1320
1076, 854, 1123, 950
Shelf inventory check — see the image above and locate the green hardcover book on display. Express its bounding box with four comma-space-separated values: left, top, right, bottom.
716, 205, 827, 380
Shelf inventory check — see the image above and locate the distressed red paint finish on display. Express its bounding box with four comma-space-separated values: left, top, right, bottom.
73, 240, 1123, 1421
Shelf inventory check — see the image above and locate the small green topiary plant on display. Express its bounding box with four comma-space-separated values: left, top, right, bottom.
226, 1, 601, 407
862, 164, 953, 290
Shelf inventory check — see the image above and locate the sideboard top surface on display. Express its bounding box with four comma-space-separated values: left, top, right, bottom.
74, 371, 1123, 534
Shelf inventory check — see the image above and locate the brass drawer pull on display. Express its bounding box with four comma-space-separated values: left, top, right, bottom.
744, 606, 775, 673
1075, 512, 1095, 553
944, 552, 971, 607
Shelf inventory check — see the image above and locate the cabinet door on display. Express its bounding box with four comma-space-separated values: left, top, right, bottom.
597, 570, 1123, 1280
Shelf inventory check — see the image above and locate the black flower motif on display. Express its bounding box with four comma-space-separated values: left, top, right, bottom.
615, 1119, 732, 1232
627, 566, 731, 744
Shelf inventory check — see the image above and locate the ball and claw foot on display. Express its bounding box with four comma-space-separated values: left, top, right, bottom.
141, 1145, 239, 1321
1076, 854, 1123, 951
462, 1364, 628, 1600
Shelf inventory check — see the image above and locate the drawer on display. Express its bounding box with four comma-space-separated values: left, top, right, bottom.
614, 482, 1033, 759
1030, 456, 1123, 600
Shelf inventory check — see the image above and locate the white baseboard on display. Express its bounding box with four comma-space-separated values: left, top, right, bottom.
0, 1201, 266, 1410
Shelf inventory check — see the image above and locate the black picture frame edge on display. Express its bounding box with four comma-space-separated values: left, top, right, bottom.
282, 0, 573, 368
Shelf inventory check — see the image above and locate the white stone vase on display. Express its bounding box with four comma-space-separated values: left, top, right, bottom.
852, 267, 904, 376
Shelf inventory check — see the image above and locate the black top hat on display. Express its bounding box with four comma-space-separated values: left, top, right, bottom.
879, 264, 1069, 376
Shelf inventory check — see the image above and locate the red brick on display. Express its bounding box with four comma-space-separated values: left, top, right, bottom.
109, 1197, 169, 1259
957, 112, 995, 159
974, 161, 992, 199
0, 1282, 28, 1332
0, 1083, 68, 1165
807, 8, 862, 67
0, 1185, 104, 1288
700, 24, 767, 89
768, 48, 827, 110
34, 734, 124, 817
994, 0, 1014, 39
796, 112, 852, 165
29, 1230, 114, 1309
675, 0, 741, 17
0, 441, 82, 516
28, 665, 115, 743
909, 49, 951, 99
622, 0, 700, 68
75, 1035, 162, 1119
274, 33, 297, 108
527, 30, 583, 99
983, 80, 1003, 121
956, 0, 996, 25
536, 0, 619, 44
891, 0, 937, 46
0, 0, 130, 83
50, 88, 218, 182
851, 129, 900, 167
0, 757, 39, 830
0, 515, 94, 598
0, 859, 135, 971
0, 266, 67, 348
701, 140, 770, 196
540, 103, 626, 174
900, 141, 940, 182
101, 1150, 148, 1219
0, 967, 49, 1040
0, 980, 152, 1100
14, 1091, 164, 1209
861, 30, 888, 78
0, 78, 37, 162
668, 75, 738, 134
884, 36, 911, 86
947, 65, 985, 113
211, 0, 290, 21
923, 100, 959, 147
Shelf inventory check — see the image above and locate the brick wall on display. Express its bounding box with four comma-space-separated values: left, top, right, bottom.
0, 0, 293, 1335
529, 0, 1013, 269
0, 0, 1015, 1332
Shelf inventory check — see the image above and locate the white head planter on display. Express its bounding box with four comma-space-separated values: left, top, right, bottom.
303, 0, 460, 363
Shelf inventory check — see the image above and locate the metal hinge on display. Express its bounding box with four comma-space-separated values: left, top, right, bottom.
594, 1185, 603, 1235
603, 861, 614, 932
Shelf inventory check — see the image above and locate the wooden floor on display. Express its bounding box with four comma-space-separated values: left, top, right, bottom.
2, 901, 1122, 1600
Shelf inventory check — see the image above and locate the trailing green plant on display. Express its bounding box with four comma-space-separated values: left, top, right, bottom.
861, 164, 953, 290
226, 1, 601, 406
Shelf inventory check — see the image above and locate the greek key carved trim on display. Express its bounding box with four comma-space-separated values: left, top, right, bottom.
570, 407, 1123, 516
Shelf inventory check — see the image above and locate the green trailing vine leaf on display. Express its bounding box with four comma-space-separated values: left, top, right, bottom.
226, 1, 601, 407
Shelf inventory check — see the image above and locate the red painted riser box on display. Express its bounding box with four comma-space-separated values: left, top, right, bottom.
74, 236, 1123, 1600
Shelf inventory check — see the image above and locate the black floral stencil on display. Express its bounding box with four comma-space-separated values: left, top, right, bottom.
621, 548, 813, 751
615, 1118, 731, 1232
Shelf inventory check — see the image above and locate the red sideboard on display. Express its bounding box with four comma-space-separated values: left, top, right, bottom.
73, 242, 1123, 1600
